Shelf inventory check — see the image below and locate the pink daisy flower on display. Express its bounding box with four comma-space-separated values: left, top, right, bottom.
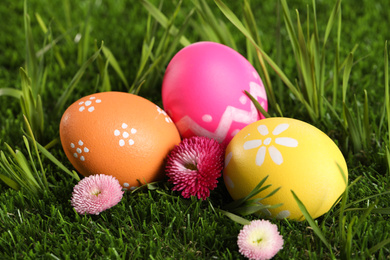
165, 136, 225, 200
71, 174, 124, 215
237, 220, 284, 260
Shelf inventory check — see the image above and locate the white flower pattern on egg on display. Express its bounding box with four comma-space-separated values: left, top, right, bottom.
78, 96, 102, 113
70, 140, 89, 162
114, 123, 137, 147
243, 124, 298, 166
156, 106, 173, 123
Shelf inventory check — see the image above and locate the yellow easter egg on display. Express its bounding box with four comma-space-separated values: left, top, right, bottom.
223, 117, 348, 220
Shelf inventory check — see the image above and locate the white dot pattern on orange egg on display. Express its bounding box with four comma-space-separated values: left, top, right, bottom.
78, 96, 102, 113
242, 124, 298, 166
114, 123, 137, 147
70, 140, 89, 162
156, 106, 173, 123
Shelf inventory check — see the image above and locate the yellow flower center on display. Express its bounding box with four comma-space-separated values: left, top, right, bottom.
185, 163, 198, 171
91, 190, 101, 196
253, 238, 263, 245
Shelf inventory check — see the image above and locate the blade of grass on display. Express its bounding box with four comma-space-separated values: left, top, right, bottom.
296, 10, 315, 110
224, 175, 270, 210
0, 173, 20, 190
9, 147, 40, 188
351, 200, 377, 237
132, 3, 194, 93
130, 37, 156, 91
343, 102, 362, 152
344, 207, 390, 214
54, 43, 103, 115
102, 46, 129, 89
385, 41, 390, 146
24, 0, 38, 97
23, 115, 47, 188
233, 203, 283, 217
342, 53, 354, 104
214, 0, 317, 121
368, 237, 390, 256
0, 88, 23, 99
140, 0, 191, 47
35, 140, 80, 181
323, 0, 341, 47
280, 0, 299, 58
77, 0, 93, 65
387, 148, 390, 183
344, 215, 357, 258
291, 190, 332, 250
192, 0, 236, 49
323, 96, 346, 131
241, 0, 278, 109
217, 209, 251, 226
63, 0, 72, 28
363, 90, 371, 149
245, 91, 270, 118
36, 94, 44, 137
22, 136, 40, 184
35, 13, 66, 69
338, 167, 349, 245
332, 191, 390, 217
332, 25, 340, 108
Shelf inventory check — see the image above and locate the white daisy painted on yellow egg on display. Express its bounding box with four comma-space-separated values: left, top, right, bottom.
243, 123, 298, 166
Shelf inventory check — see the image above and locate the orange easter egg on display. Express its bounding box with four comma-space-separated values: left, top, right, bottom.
60, 92, 181, 190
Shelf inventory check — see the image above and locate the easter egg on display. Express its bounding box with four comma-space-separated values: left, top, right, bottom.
223, 117, 348, 220
60, 92, 181, 190
162, 41, 268, 145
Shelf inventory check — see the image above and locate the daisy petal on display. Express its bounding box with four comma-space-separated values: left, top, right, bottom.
268, 146, 283, 165
256, 146, 266, 166
275, 137, 298, 147
272, 123, 289, 135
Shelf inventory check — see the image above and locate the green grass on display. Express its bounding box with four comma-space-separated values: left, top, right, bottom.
1, 0, 390, 259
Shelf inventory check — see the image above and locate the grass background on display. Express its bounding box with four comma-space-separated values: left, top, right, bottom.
0, 0, 390, 259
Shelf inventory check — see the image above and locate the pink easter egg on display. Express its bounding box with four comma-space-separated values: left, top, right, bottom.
162, 41, 268, 144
